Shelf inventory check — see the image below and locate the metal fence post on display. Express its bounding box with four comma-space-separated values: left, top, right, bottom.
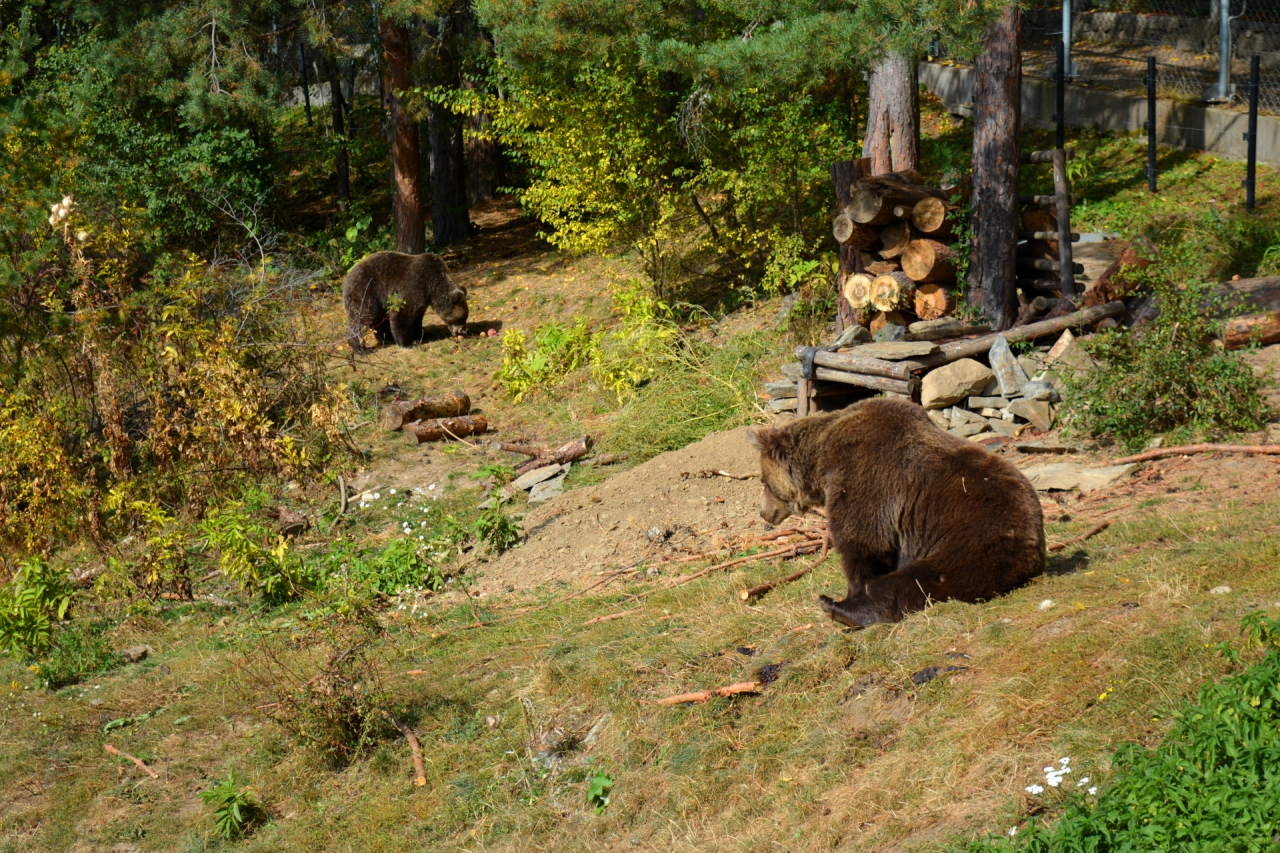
1245, 54, 1260, 210
1055, 40, 1066, 150
299, 42, 313, 126
1206, 0, 1234, 102
1062, 0, 1078, 78
1146, 56, 1157, 193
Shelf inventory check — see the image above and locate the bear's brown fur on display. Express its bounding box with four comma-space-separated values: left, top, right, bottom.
342, 251, 468, 352
749, 397, 1045, 627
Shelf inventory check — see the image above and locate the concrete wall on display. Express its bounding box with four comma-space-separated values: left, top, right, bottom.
920, 60, 1280, 166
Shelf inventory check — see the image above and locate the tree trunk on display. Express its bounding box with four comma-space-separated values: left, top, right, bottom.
323, 55, 351, 211
464, 80, 500, 205
429, 102, 471, 246
968, 4, 1022, 330
381, 19, 425, 254
830, 158, 871, 330
863, 51, 919, 175
1224, 311, 1280, 350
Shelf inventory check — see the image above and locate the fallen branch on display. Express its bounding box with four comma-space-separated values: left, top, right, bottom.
1104, 444, 1280, 466
665, 541, 822, 591
508, 436, 593, 476
712, 469, 755, 480
381, 711, 427, 787
656, 680, 762, 706
740, 562, 819, 602
1048, 520, 1111, 552
583, 608, 641, 626
104, 743, 158, 779
337, 474, 348, 518
404, 415, 489, 444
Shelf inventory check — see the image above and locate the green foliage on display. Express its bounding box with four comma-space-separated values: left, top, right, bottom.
346, 539, 444, 596
200, 771, 263, 840
587, 770, 614, 814
1061, 272, 1268, 451
498, 282, 679, 402
0, 558, 73, 657
472, 500, 522, 556
959, 613, 1280, 852
760, 233, 823, 298
37, 620, 118, 690
200, 507, 322, 606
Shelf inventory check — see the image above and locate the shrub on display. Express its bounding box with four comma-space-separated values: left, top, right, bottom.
0, 558, 73, 657
1060, 273, 1268, 451
200, 771, 264, 839
472, 500, 522, 556
959, 612, 1280, 851
346, 539, 444, 596
201, 506, 322, 605
37, 620, 117, 689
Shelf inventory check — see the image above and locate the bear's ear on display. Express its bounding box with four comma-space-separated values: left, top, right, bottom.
747, 426, 789, 462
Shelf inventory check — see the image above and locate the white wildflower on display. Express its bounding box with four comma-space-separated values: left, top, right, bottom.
1009, 827, 1018, 837
1026, 784, 1044, 795
390, 488, 397, 494
428, 483, 437, 491
1088, 787, 1097, 795
1077, 776, 1090, 787
1039, 599, 1055, 610
373, 492, 381, 499
1059, 758, 1070, 767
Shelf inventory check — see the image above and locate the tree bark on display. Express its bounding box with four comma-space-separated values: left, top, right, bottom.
322, 55, 351, 211
863, 51, 920, 175
429, 101, 471, 246
830, 158, 871, 331
380, 19, 425, 254
465, 78, 500, 205
968, 4, 1022, 330
1224, 311, 1280, 349
404, 415, 488, 443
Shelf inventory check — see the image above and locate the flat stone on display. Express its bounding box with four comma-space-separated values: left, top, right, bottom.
1267, 423, 1280, 443
1209, 585, 1233, 595
847, 341, 940, 360
832, 324, 872, 346
949, 421, 990, 437
873, 323, 907, 342
528, 474, 567, 503
1021, 462, 1136, 492
1017, 355, 1043, 379
118, 645, 152, 664
512, 464, 566, 491
921, 359, 995, 409
988, 336, 1030, 397
768, 397, 798, 413
764, 379, 798, 398
969, 396, 1010, 409
1021, 380, 1060, 403
780, 362, 801, 380
951, 407, 987, 427
1044, 328, 1097, 373
979, 407, 1003, 418
1008, 398, 1054, 432
926, 409, 950, 430
986, 418, 1026, 438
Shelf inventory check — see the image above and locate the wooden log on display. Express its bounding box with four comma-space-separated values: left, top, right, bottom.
812, 366, 916, 396
842, 273, 875, 310
937, 300, 1128, 362
1014, 295, 1058, 326
1051, 149, 1077, 298
507, 435, 592, 475
902, 239, 957, 283
380, 711, 427, 786
404, 415, 489, 443
848, 178, 948, 226
869, 310, 906, 335
1019, 193, 1078, 206
1018, 278, 1062, 295
865, 259, 901, 275
1083, 241, 1157, 308
911, 197, 956, 236
797, 347, 920, 380
832, 211, 881, 249
381, 391, 470, 430
1106, 443, 1280, 465
912, 284, 958, 321
796, 378, 811, 416
907, 317, 990, 340
1020, 209, 1061, 261
1224, 311, 1280, 349
892, 204, 915, 220
871, 272, 915, 312
878, 221, 916, 259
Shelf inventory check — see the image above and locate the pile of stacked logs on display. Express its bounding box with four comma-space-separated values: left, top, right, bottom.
833, 169, 964, 333
381, 391, 489, 442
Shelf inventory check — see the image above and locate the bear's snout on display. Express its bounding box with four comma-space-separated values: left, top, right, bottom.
759, 485, 792, 525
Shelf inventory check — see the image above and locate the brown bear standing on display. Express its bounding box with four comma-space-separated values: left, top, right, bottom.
749, 398, 1045, 627
342, 251, 469, 352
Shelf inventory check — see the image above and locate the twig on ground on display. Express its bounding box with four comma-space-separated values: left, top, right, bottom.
337, 474, 348, 517
1105, 444, 1280, 466
740, 559, 820, 602
712, 470, 755, 480
657, 681, 763, 706
583, 608, 641, 626
104, 744, 158, 779
1048, 520, 1112, 552
664, 541, 821, 591
380, 711, 427, 786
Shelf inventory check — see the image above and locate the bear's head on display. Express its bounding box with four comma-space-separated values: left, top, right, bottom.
747, 419, 814, 525
441, 285, 469, 336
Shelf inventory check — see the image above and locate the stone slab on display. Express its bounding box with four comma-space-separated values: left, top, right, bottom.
1021, 462, 1136, 492
513, 464, 567, 491
846, 341, 941, 360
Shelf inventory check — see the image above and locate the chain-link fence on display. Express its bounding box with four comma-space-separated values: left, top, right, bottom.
1017, 0, 1280, 113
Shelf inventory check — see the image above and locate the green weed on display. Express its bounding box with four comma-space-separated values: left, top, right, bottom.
37, 621, 117, 689
199, 771, 263, 839
0, 558, 73, 657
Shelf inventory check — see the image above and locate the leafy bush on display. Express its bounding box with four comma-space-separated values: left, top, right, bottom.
472, 500, 522, 556
497, 319, 600, 402
201, 507, 322, 605
1060, 273, 1268, 451
0, 558, 73, 657
959, 612, 1280, 851
346, 539, 444, 596
37, 620, 118, 689
200, 771, 264, 839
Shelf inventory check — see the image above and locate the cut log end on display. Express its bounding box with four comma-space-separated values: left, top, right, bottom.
870, 272, 916, 312
843, 273, 875, 310
902, 239, 957, 284
911, 196, 956, 236
869, 310, 907, 335
913, 283, 956, 321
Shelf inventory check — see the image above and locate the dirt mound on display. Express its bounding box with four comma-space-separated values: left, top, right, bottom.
478, 427, 771, 595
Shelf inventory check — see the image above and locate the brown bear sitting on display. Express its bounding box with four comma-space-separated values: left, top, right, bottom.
342, 251, 468, 352
748, 398, 1045, 627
